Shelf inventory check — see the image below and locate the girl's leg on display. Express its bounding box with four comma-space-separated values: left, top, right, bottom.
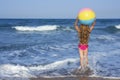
79, 49, 84, 69
84, 48, 88, 67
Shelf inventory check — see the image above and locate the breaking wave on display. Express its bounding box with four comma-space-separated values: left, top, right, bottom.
115, 24, 120, 29
12, 25, 59, 31
0, 58, 78, 78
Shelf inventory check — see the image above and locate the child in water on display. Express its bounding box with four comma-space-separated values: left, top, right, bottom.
74, 17, 96, 72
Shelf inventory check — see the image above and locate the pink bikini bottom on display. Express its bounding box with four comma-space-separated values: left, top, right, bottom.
78, 44, 88, 50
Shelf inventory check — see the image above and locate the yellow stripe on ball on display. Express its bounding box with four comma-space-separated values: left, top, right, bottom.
78, 8, 96, 20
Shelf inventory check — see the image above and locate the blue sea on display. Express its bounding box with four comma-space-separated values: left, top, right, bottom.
0, 19, 120, 79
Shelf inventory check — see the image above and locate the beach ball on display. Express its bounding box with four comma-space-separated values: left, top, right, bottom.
78, 8, 96, 25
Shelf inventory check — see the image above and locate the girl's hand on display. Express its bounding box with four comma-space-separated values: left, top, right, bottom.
74, 16, 80, 32
76, 16, 79, 20
92, 20, 96, 25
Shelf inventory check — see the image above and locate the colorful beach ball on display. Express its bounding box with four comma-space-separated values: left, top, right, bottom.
78, 8, 96, 25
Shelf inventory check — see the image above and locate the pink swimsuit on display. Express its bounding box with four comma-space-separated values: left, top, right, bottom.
78, 44, 88, 50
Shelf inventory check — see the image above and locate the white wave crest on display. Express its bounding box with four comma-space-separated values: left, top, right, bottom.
0, 58, 78, 78
30, 58, 78, 71
115, 24, 120, 29
0, 64, 35, 78
12, 25, 58, 31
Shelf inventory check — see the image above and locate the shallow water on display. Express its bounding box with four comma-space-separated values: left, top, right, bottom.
0, 19, 120, 78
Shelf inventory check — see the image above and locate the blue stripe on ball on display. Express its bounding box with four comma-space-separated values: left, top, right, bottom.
80, 19, 95, 25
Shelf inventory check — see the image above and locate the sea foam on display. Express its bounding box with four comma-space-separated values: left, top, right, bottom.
115, 24, 120, 29
0, 58, 78, 78
12, 25, 58, 31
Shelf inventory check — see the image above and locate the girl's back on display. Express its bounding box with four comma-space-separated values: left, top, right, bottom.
78, 25, 90, 44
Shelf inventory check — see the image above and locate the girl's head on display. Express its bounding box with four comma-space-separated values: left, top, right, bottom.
80, 24, 89, 27
80, 24, 89, 30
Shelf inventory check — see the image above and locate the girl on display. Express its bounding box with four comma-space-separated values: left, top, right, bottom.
74, 17, 96, 72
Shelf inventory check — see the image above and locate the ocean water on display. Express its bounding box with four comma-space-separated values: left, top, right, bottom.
0, 19, 120, 78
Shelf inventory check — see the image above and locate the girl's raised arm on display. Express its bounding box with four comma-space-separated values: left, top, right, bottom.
90, 20, 96, 32
74, 17, 80, 32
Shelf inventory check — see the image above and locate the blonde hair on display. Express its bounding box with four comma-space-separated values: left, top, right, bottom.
78, 24, 90, 44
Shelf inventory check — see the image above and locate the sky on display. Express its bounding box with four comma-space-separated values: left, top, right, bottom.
0, 0, 120, 19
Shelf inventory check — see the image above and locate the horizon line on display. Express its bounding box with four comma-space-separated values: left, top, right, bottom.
0, 18, 120, 19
